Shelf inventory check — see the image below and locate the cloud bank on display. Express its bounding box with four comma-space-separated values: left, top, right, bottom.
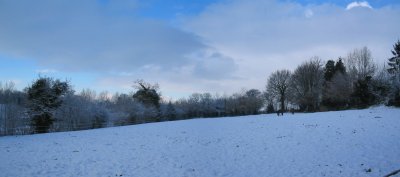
0, 0, 236, 77
0, 0, 240, 96
1, 0, 399, 98
184, 0, 400, 91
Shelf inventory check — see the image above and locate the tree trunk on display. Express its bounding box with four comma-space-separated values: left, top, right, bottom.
280, 94, 285, 112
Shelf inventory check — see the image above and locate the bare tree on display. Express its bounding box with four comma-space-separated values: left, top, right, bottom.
368, 64, 391, 104
266, 70, 291, 112
0, 81, 27, 135
263, 92, 275, 113
98, 91, 110, 102
244, 89, 263, 114
79, 89, 97, 102
346, 47, 376, 82
290, 57, 324, 112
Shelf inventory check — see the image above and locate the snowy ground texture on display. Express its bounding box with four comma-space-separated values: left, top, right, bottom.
1, 106, 400, 177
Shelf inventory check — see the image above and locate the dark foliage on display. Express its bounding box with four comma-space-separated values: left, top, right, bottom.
387, 40, 400, 107
387, 40, 400, 74
26, 77, 70, 133
387, 88, 400, 107
132, 80, 161, 108
322, 58, 350, 110
335, 58, 346, 74
266, 103, 275, 113
324, 60, 335, 81
350, 76, 376, 108
132, 80, 161, 122
165, 102, 177, 121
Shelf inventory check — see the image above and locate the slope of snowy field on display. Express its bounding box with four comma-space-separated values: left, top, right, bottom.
1, 106, 400, 177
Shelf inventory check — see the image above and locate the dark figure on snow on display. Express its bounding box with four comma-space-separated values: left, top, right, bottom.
277, 110, 284, 116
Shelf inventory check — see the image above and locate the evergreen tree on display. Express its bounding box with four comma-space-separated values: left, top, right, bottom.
335, 58, 346, 74
350, 76, 376, 108
132, 80, 161, 122
26, 77, 70, 133
322, 58, 350, 110
387, 40, 400, 75
132, 80, 161, 108
324, 60, 335, 81
387, 40, 400, 106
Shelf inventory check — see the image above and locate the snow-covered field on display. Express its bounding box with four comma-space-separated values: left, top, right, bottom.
1, 106, 400, 177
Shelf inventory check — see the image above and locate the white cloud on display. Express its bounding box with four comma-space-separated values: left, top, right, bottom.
346, 1, 373, 10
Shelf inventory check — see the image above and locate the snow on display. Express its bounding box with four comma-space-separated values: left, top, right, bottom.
1, 106, 400, 177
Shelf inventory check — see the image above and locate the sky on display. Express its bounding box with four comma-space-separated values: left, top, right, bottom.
0, 0, 399, 100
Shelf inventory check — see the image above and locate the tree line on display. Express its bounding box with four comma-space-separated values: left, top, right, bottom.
267, 43, 400, 112
0, 41, 399, 135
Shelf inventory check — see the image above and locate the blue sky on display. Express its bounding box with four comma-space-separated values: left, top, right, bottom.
0, 0, 399, 99
135, 0, 217, 19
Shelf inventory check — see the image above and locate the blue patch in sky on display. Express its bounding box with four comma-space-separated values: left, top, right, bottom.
135, 0, 218, 19
0, 54, 99, 92
0, 55, 38, 86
